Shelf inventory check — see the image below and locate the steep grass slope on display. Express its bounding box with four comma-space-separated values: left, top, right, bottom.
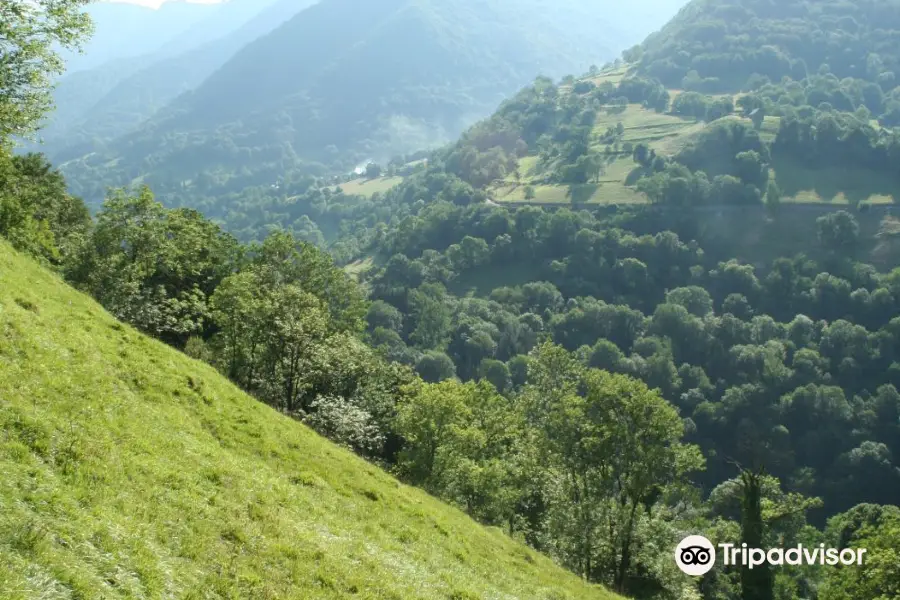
0, 241, 618, 600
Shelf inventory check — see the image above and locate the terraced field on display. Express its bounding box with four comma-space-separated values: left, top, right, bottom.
585, 65, 629, 87
490, 97, 699, 206
489, 181, 645, 205
333, 176, 404, 197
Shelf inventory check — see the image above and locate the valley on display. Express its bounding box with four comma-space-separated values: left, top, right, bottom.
3, 0, 900, 599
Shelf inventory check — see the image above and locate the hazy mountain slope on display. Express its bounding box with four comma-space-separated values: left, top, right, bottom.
33, 55, 158, 146
0, 238, 620, 600
59, 1, 217, 73
151, 0, 287, 59
633, 0, 900, 90
62, 0, 684, 206
36, 0, 318, 163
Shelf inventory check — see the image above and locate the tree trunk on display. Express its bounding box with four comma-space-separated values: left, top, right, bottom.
615, 499, 639, 593
740, 468, 773, 600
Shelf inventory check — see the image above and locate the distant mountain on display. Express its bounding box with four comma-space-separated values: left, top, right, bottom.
62, 0, 688, 206
150, 0, 285, 59
27, 0, 316, 162
59, 1, 218, 73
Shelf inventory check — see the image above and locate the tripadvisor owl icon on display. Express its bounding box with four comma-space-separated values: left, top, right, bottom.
675, 535, 716, 576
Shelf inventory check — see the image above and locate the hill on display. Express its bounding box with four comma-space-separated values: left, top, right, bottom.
632, 0, 900, 92
25, 0, 313, 163
58, 0, 217, 73
59, 0, 688, 208
469, 0, 900, 210
0, 238, 620, 599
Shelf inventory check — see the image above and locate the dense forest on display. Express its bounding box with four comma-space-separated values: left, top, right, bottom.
632, 0, 900, 92
3, 0, 900, 599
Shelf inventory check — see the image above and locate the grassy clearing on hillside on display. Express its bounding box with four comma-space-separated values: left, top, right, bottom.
593, 105, 693, 139
491, 103, 695, 206
344, 256, 375, 279
585, 66, 628, 87
0, 242, 619, 600
334, 176, 404, 198
490, 181, 645, 205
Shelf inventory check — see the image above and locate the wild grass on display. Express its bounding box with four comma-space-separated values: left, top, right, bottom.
0, 241, 619, 600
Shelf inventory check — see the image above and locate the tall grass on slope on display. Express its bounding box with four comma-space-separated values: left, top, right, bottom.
0, 240, 619, 600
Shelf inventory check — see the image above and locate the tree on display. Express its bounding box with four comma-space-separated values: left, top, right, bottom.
365, 162, 382, 179
740, 468, 774, 600
367, 300, 404, 334
394, 379, 529, 527
0, 0, 93, 137
666, 286, 714, 317
672, 92, 711, 120
633, 143, 651, 167
735, 150, 768, 189
394, 379, 471, 485
408, 283, 452, 350
261, 285, 329, 412
0, 148, 90, 263
707, 96, 735, 121
816, 211, 860, 255
765, 181, 781, 212
750, 108, 766, 131
821, 508, 899, 600
209, 270, 268, 386
251, 230, 367, 334
478, 358, 511, 392
210, 268, 330, 412
523, 343, 703, 590
415, 350, 457, 383
68, 186, 240, 346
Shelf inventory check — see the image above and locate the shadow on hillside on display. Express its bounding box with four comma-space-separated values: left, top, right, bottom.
625, 165, 653, 186
773, 158, 899, 205
569, 184, 600, 203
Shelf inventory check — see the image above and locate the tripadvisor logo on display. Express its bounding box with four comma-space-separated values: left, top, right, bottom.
674, 535, 867, 576
675, 535, 717, 576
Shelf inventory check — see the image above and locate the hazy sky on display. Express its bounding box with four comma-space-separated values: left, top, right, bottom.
105, 0, 223, 8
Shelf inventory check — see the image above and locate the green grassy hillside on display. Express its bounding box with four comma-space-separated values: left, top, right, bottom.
0, 240, 619, 600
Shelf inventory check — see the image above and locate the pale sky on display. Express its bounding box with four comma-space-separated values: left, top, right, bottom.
104, 0, 223, 8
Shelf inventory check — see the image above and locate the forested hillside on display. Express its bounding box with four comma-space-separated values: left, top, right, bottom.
58, 0, 687, 208
633, 0, 900, 92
